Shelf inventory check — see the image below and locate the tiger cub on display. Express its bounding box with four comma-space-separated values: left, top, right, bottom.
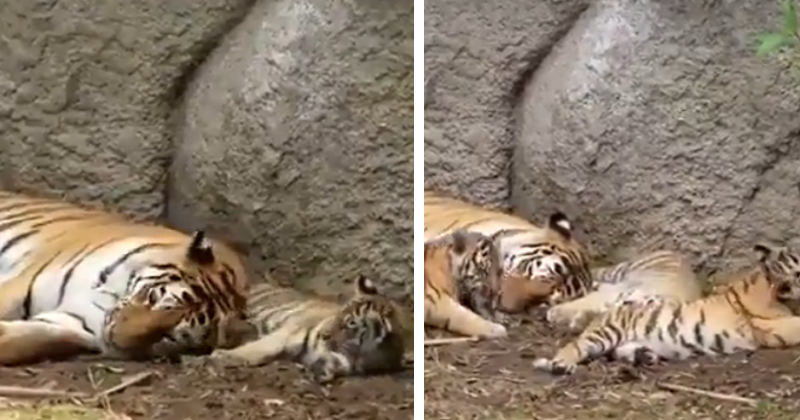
533, 244, 800, 375
207, 275, 411, 384
545, 250, 703, 332
424, 229, 558, 338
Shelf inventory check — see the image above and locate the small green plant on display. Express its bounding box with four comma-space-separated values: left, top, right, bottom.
756, 0, 800, 85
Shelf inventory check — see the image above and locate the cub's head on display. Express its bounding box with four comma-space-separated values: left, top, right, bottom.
445, 229, 502, 291
132, 231, 250, 355
754, 243, 800, 303
327, 275, 410, 375
502, 212, 593, 309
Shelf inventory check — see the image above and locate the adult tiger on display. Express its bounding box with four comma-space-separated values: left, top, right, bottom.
206, 275, 412, 384
424, 229, 559, 338
545, 250, 703, 333
533, 243, 800, 376
0, 190, 250, 365
424, 190, 592, 310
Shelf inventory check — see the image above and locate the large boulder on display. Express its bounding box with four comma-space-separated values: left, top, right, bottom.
0, 0, 254, 219
513, 0, 800, 274
168, 0, 413, 300
424, 0, 590, 207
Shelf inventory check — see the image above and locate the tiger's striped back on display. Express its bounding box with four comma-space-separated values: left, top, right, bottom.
424, 190, 593, 309
0, 190, 249, 362
545, 250, 702, 332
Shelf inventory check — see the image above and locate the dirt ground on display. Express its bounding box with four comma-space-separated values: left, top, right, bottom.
424, 310, 800, 420
0, 355, 413, 420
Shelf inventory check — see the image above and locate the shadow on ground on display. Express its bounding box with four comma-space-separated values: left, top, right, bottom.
424, 310, 800, 420
0, 355, 413, 420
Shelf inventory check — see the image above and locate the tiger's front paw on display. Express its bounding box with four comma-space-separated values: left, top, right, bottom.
105, 299, 188, 353
532, 357, 577, 376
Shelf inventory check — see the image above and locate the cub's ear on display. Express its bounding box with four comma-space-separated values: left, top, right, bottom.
547, 212, 572, 240
450, 229, 470, 255
753, 244, 772, 263
187, 231, 215, 265
355, 274, 379, 295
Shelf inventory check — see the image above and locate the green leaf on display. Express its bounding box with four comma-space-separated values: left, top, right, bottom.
781, 0, 798, 35
756, 32, 788, 56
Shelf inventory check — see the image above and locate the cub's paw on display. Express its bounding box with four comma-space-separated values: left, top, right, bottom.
478, 322, 507, 339
492, 311, 515, 328
631, 347, 660, 367
307, 358, 346, 385
206, 349, 249, 368
532, 357, 577, 376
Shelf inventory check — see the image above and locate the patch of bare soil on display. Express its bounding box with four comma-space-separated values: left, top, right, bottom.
424, 311, 800, 420
0, 355, 413, 420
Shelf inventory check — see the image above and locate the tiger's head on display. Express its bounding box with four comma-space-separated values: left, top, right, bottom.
501, 212, 593, 309
753, 243, 800, 304
496, 271, 563, 313
129, 231, 250, 355
326, 275, 411, 375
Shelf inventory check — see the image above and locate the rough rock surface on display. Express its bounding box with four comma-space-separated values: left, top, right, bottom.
0, 0, 253, 219
168, 0, 413, 300
424, 0, 589, 207
513, 0, 800, 274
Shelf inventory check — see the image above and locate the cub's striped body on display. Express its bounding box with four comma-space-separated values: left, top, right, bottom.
533, 244, 800, 375
423, 229, 558, 338
424, 190, 593, 311
209, 275, 411, 383
0, 191, 249, 365
546, 250, 702, 332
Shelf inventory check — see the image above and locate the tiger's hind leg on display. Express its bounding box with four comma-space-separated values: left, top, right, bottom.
0, 312, 97, 365
533, 317, 625, 375
751, 316, 800, 348
426, 296, 507, 338
611, 342, 660, 366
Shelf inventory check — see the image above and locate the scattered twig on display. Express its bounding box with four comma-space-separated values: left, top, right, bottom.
0, 385, 88, 399
656, 381, 758, 406
91, 370, 157, 400
424, 337, 480, 347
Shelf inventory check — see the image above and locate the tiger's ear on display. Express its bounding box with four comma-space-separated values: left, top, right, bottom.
547, 212, 572, 240
187, 231, 215, 265
753, 244, 772, 263
355, 274, 379, 296
450, 229, 469, 255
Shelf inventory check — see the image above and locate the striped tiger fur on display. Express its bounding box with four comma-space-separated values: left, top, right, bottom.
424, 190, 593, 311
0, 190, 250, 365
424, 229, 558, 338
207, 275, 411, 384
545, 250, 703, 332
533, 243, 800, 375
